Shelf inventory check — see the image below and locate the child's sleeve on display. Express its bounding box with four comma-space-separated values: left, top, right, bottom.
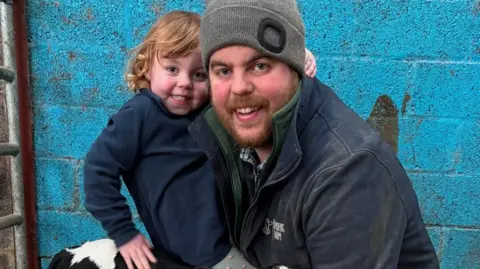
83, 105, 144, 248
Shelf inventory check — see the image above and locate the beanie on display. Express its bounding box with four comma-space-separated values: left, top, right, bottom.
200, 0, 306, 77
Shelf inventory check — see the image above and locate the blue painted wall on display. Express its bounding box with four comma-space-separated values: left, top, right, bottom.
27, 0, 479, 268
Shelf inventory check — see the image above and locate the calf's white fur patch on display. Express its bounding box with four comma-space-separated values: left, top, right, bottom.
66, 238, 118, 269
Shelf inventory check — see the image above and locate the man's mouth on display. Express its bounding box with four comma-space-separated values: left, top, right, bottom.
236, 107, 259, 115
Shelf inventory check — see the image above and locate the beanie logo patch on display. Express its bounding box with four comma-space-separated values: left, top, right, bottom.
257, 18, 286, 54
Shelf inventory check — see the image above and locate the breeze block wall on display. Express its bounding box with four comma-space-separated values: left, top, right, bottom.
26, 0, 479, 268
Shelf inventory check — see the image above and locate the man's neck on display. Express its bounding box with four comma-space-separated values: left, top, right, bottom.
255, 145, 272, 163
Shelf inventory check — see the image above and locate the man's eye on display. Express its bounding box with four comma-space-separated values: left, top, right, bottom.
217, 68, 231, 76
253, 63, 269, 72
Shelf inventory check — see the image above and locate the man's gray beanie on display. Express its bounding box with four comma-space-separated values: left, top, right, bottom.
200, 0, 306, 77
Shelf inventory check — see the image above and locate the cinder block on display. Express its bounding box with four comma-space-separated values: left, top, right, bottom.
354, 0, 473, 59
426, 227, 444, 260
126, 0, 167, 48
472, 2, 480, 60
30, 46, 132, 108
455, 120, 480, 175
33, 105, 117, 159
440, 228, 480, 269
343, 59, 409, 117
314, 57, 344, 89
314, 58, 412, 117
26, 0, 124, 47
398, 118, 460, 171
37, 210, 106, 257
410, 173, 480, 226
413, 0, 473, 59
299, 0, 355, 56
411, 63, 480, 118
126, 0, 205, 48
36, 158, 76, 210
163, 0, 205, 14
41, 258, 52, 269
312, 58, 357, 110
354, 0, 419, 57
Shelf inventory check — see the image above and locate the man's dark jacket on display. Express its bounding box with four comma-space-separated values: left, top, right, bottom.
188, 77, 439, 269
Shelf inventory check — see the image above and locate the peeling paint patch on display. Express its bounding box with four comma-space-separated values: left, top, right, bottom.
85, 8, 94, 21
68, 52, 76, 61
48, 73, 72, 83
151, 3, 163, 15
473, 0, 480, 15
401, 93, 411, 115
367, 95, 399, 153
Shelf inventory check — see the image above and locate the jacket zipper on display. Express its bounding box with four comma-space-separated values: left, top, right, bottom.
239, 157, 302, 250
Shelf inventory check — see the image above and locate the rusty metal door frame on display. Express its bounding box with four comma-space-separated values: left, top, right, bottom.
0, 0, 39, 268
0, 1, 27, 269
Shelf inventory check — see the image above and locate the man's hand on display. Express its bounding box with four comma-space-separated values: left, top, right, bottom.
305, 48, 317, 78
119, 234, 157, 269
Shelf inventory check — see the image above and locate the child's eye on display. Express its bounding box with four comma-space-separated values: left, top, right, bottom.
166, 66, 178, 74
193, 72, 207, 81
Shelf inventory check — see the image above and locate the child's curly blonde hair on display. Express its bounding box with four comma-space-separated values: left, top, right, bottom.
125, 11, 201, 92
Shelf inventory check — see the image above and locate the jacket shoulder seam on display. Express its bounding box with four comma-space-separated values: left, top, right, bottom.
309, 149, 409, 219
354, 149, 409, 218
316, 109, 353, 156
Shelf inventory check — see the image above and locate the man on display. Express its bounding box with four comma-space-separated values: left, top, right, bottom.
189, 0, 440, 268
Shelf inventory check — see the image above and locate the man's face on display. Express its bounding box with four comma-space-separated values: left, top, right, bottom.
209, 46, 299, 148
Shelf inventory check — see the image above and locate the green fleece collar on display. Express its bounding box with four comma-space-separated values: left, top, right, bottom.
268, 88, 300, 161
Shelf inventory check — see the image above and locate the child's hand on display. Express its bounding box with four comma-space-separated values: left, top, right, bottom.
119, 234, 157, 269
305, 48, 317, 78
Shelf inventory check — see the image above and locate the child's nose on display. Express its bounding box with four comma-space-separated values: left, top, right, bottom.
178, 74, 192, 89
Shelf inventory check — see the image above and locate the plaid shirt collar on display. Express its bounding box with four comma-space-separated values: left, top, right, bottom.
240, 148, 265, 182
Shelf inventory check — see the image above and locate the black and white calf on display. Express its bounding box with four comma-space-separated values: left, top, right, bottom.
48, 238, 192, 269
48, 238, 291, 269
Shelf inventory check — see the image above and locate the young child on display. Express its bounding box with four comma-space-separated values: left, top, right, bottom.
83, 10, 317, 269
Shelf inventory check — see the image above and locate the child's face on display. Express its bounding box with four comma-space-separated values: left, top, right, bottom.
148, 48, 209, 115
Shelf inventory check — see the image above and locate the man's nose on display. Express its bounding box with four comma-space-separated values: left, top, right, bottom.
231, 73, 253, 95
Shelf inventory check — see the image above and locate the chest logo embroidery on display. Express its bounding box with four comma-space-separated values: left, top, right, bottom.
262, 218, 285, 241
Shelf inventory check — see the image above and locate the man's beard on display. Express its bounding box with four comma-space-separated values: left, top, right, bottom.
214, 87, 297, 149
215, 95, 271, 148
